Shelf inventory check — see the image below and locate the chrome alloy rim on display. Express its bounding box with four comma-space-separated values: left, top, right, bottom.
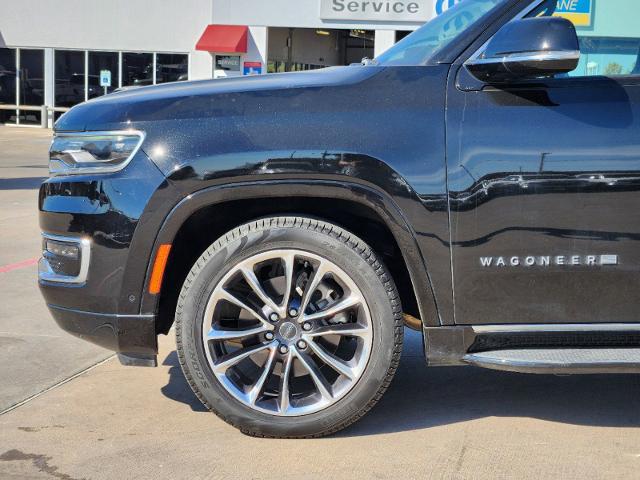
202, 249, 373, 416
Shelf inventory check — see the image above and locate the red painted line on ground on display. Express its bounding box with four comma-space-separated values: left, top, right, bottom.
0, 257, 40, 273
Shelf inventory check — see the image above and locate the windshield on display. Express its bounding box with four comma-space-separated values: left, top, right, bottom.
375, 0, 508, 66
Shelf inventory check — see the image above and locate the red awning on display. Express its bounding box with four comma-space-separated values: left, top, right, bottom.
196, 25, 248, 53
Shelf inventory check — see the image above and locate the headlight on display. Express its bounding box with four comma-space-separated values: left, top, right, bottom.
49, 130, 145, 176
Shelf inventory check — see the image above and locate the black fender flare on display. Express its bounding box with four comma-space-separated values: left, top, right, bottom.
139, 179, 441, 327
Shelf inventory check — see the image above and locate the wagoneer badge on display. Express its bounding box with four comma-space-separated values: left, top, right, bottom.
480, 255, 618, 267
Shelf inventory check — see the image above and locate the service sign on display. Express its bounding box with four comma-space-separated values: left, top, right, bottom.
320, 0, 430, 22
215, 55, 241, 71
554, 0, 592, 27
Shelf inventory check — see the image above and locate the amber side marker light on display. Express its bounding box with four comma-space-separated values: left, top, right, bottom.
149, 244, 172, 294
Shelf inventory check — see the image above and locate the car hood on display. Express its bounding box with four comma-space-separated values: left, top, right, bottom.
54, 66, 381, 132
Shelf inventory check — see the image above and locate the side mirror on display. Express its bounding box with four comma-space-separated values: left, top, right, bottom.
466, 17, 580, 82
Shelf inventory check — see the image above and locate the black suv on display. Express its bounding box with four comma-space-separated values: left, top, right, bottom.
39, 0, 640, 438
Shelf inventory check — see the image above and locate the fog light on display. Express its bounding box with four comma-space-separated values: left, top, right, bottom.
39, 234, 91, 284
44, 239, 80, 259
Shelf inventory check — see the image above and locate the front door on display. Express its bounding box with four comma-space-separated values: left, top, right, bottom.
446, 1, 640, 324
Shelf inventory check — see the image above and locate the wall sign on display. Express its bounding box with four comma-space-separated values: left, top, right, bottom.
319, 0, 430, 22
243, 62, 263, 75
554, 0, 592, 27
99, 70, 111, 87
215, 55, 241, 71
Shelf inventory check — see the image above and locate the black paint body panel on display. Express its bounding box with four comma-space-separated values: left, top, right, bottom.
448, 68, 640, 324
41, 65, 451, 353
38, 0, 640, 357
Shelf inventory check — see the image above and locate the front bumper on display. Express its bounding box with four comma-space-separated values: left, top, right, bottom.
38, 149, 170, 361
48, 304, 157, 356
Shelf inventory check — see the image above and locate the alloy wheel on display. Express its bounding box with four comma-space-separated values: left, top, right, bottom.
202, 249, 373, 416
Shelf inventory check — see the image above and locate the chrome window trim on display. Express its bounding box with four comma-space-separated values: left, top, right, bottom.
473, 324, 640, 333
39, 233, 91, 284
49, 129, 146, 176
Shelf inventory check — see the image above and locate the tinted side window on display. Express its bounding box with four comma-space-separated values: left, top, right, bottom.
530, 0, 640, 77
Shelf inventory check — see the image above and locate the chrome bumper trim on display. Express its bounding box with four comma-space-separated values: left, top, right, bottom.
39, 233, 91, 284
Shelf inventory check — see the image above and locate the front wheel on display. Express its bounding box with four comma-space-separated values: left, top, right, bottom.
176, 216, 403, 438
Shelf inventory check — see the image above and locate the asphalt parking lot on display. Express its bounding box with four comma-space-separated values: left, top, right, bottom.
1, 126, 639, 479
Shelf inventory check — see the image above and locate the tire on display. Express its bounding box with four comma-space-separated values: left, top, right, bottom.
175, 216, 403, 438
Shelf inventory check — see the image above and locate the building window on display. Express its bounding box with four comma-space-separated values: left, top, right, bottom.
52, 50, 188, 111
0, 48, 17, 105
0, 48, 17, 124
395, 31, 412, 42
0, 48, 45, 125
122, 52, 153, 87
88, 51, 119, 98
575, 37, 640, 77
18, 49, 45, 125
19, 49, 44, 106
156, 54, 188, 84
55, 50, 85, 108
266, 61, 324, 73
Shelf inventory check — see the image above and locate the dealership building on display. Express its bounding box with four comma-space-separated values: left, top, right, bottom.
0, 0, 452, 127
1, 0, 637, 128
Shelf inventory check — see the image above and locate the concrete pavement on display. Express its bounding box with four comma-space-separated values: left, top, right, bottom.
1, 331, 640, 479
0, 126, 111, 413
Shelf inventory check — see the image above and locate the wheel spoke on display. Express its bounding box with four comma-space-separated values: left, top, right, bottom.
240, 266, 282, 316
212, 342, 275, 374
247, 346, 277, 405
307, 340, 357, 380
278, 352, 293, 414
218, 289, 270, 327
304, 323, 368, 338
302, 294, 362, 322
294, 348, 333, 401
280, 252, 296, 314
206, 324, 271, 342
298, 261, 329, 320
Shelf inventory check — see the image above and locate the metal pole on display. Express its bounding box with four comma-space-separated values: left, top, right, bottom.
15, 48, 20, 125
41, 105, 47, 128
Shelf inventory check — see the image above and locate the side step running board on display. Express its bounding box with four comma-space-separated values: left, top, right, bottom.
463, 348, 640, 374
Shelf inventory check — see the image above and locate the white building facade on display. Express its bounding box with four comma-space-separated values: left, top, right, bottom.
0, 0, 457, 127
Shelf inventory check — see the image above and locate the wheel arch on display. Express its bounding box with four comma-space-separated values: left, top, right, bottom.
140, 179, 441, 333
